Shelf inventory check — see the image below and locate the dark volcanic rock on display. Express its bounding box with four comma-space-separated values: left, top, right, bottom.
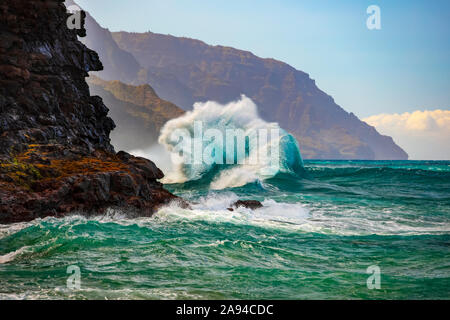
230, 200, 263, 210
0, 0, 114, 155
0, 148, 181, 223
0, 0, 181, 223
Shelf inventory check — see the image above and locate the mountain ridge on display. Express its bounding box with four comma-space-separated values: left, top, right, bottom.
75, 1, 408, 160
87, 75, 184, 152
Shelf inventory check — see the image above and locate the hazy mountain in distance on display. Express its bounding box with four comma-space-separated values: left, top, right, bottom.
65, 0, 145, 84
73, 0, 408, 160
87, 76, 184, 151
111, 32, 408, 160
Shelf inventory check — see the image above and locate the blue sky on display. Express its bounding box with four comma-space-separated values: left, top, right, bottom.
76, 0, 449, 118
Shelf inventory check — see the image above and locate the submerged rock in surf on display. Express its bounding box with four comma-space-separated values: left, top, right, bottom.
229, 200, 263, 211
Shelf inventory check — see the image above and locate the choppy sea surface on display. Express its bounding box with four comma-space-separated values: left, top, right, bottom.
0, 160, 449, 299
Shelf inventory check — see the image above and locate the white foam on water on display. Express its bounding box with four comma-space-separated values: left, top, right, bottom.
153, 194, 450, 236
0, 246, 31, 264
1, 199, 447, 240
295, 202, 450, 236
154, 193, 311, 231
210, 167, 261, 190
0, 287, 204, 300
0, 222, 32, 240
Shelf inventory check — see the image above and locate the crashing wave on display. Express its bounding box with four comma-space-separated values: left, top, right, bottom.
158, 95, 304, 188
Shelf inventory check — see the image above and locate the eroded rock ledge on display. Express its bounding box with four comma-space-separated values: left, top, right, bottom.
0, 0, 180, 223
0, 147, 180, 223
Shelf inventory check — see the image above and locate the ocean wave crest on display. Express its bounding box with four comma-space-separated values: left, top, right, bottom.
158, 95, 304, 189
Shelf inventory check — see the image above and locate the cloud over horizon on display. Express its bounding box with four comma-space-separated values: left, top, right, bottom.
363, 110, 450, 160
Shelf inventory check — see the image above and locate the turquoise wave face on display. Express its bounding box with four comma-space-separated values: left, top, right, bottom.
1, 161, 449, 299
157, 95, 305, 188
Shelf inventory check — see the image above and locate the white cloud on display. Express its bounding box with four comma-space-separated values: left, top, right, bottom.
363, 109, 450, 160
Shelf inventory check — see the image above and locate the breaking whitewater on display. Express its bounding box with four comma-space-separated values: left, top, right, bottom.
1, 97, 449, 299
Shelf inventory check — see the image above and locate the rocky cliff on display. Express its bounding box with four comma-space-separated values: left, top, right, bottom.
0, 0, 179, 223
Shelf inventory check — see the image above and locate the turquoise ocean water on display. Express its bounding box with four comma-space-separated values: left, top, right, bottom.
0, 160, 449, 299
